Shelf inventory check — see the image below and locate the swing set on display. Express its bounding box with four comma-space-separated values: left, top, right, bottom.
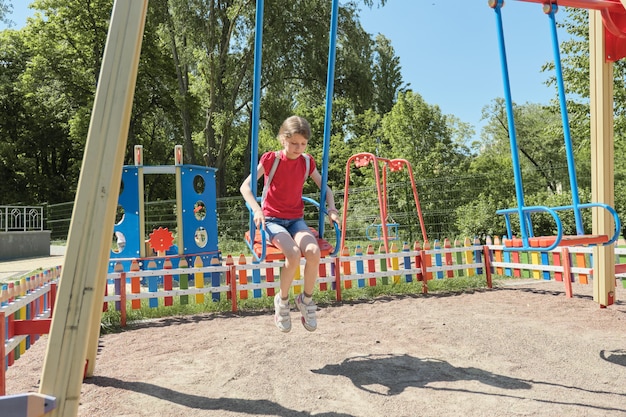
340, 153, 429, 255
243, 0, 341, 262
489, 0, 622, 251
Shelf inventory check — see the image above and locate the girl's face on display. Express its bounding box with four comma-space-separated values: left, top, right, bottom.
281, 133, 308, 159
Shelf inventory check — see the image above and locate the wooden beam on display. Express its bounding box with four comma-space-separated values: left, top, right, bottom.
589, 10, 617, 307
13, 319, 51, 335
37, 1, 149, 416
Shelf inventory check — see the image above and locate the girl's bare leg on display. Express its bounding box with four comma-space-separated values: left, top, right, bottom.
294, 231, 320, 296
272, 232, 301, 299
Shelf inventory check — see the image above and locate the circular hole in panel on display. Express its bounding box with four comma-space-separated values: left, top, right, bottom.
193, 201, 206, 221
113, 231, 126, 254
194, 227, 208, 248
115, 205, 125, 224
193, 175, 205, 194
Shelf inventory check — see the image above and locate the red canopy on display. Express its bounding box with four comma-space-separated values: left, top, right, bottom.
515, 0, 626, 61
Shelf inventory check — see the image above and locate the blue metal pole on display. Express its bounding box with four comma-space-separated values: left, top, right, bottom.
492, 0, 528, 243
546, 4, 584, 235
248, 0, 264, 235
318, 0, 340, 236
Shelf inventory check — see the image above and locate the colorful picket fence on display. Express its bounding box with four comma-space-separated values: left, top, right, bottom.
0, 266, 60, 395
102, 239, 493, 325
101, 238, 626, 323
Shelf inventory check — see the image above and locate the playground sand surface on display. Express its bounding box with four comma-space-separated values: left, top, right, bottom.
4, 273, 626, 417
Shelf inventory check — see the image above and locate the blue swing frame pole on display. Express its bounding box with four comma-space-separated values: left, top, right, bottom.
492, 0, 529, 243
318, 0, 340, 237
248, 0, 264, 240
546, 4, 585, 235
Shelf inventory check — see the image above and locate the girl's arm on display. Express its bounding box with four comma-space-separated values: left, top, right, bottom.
240, 162, 265, 228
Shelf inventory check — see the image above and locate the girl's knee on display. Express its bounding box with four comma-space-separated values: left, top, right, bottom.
283, 246, 301, 263
303, 244, 321, 261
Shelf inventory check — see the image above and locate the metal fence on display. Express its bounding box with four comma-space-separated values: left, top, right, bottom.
0, 206, 44, 232
42, 179, 469, 245
44, 202, 73, 241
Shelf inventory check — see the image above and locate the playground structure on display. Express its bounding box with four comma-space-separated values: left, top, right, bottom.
3, 0, 626, 415
490, 0, 622, 252
108, 144, 220, 272
488, 0, 625, 308
340, 153, 429, 256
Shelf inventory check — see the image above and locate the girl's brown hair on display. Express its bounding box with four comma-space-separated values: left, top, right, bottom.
278, 116, 311, 141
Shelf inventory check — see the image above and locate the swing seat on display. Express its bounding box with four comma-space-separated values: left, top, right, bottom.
504, 234, 609, 249
366, 223, 399, 241
245, 227, 336, 261
498, 203, 620, 251
244, 197, 340, 262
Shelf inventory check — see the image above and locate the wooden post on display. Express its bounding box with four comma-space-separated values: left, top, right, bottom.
179, 257, 189, 305
443, 238, 454, 278
367, 244, 377, 286
237, 254, 248, 299
318, 261, 327, 291
356, 245, 366, 287
163, 258, 173, 307
562, 247, 573, 298
589, 9, 616, 307
195, 256, 205, 304
38, 2, 149, 415
130, 260, 141, 309
342, 246, 352, 288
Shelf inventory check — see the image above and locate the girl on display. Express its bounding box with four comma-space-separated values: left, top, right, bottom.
240, 116, 339, 332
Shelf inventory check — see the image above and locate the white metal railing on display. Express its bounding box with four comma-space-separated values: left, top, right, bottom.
0, 206, 44, 232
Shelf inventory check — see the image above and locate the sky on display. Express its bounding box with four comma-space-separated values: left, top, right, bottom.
359, 1, 572, 139
2, 1, 572, 139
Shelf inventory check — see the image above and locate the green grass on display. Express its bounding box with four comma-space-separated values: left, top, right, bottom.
100, 274, 499, 333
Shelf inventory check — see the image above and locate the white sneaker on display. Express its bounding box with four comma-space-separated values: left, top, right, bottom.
274, 293, 291, 333
295, 293, 317, 332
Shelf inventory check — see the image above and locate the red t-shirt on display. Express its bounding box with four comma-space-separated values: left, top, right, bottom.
260, 151, 316, 219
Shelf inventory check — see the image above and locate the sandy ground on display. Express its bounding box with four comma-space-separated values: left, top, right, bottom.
4, 276, 626, 417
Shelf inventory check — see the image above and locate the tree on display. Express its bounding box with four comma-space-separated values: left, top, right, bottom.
158, 0, 393, 197
480, 98, 571, 194
378, 91, 471, 238
372, 34, 406, 114
0, 0, 186, 203
381, 91, 468, 178
1, 0, 394, 205
0, 29, 31, 203
0, 1, 11, 25
455, 195, 506, 241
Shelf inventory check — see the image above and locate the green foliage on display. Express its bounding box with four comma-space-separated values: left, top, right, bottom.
4, 1, 624, 246
515, 189, 594, 237
0, 1, 12, 25
455, 195, 507, 240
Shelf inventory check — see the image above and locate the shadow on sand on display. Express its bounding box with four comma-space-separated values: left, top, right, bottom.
86, 376, 354, 417
311, 353, 626, 414
312, 353, 530, 395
